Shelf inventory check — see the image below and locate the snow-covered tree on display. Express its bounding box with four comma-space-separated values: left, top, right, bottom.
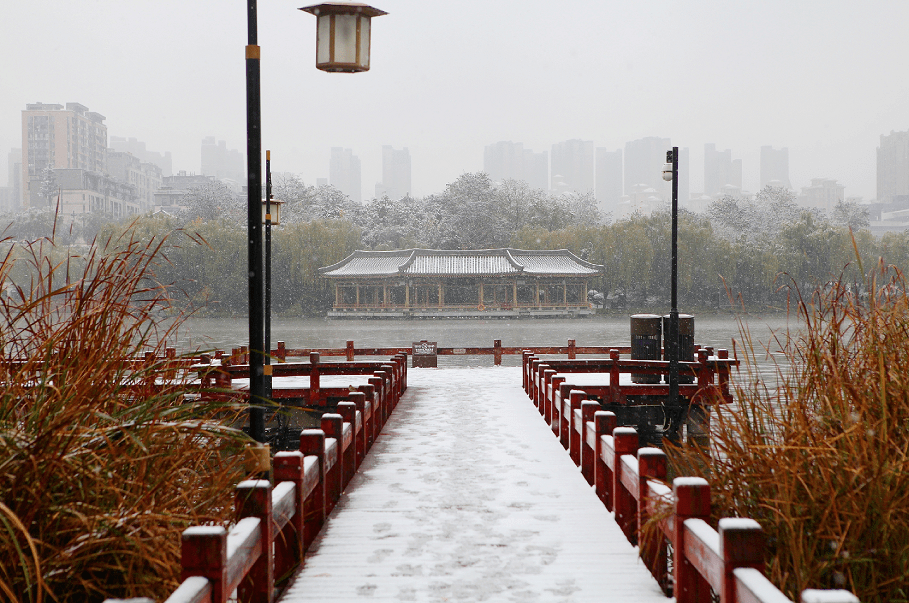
179, 181, 242, 224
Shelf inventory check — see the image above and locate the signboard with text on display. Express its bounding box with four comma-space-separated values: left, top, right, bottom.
412, 340, 438, 368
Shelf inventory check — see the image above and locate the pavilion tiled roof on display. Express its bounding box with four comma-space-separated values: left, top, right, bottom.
319, 249, 603, 278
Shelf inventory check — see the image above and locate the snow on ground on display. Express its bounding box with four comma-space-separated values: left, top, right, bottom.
279, 366, 668, 603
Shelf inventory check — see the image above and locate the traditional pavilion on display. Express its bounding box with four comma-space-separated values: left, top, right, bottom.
319, 248, 604, 318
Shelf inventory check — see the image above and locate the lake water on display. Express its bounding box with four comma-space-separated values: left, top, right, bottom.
175, 313, 796, 376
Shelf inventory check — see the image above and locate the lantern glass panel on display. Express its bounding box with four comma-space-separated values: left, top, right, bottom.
334, 14, 358, 64
358, 17, 370, 68
316, 15, 331, 63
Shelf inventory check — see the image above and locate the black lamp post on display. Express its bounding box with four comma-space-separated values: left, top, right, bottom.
662, 147, 681, 436
245, 1, 385, 443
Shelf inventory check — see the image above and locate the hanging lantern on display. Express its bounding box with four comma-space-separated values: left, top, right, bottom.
300, 2, 387, 73
261, 198, 285, 226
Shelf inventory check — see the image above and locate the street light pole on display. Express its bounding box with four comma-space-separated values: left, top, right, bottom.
246, 0, 266, 442
665, 147, 681, 434
265, 150, 273, 400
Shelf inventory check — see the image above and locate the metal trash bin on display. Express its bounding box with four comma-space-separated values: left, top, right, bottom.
663, 314, 695, 383
630, 314, 662, 384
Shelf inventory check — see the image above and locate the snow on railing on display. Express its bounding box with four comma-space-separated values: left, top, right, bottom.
521, 351, 860, 603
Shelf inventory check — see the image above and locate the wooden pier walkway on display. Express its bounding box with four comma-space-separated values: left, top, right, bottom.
277, 367, 667, 602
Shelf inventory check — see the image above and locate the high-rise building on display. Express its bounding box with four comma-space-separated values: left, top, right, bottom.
877, 130, 909, 205
799, 177, 844, 213
484, 141, 548, 191
624, 137, 670, 197
760, 146, 791, 190
595, 148, 622, 214
21, 102, 108, 208
704, 143, 742, 197
677, 147, 690, 205
1, 148, 22, 212
54, 168, 139, 217
330, 147, 361, 203
109, 136, 172, 177
107, 150, 163, 212
377, 146, 411, 200
201, 136, 244, 183
551, 139, 594, 193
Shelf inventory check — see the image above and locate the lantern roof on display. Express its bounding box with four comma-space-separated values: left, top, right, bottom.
299, 2, 387, 18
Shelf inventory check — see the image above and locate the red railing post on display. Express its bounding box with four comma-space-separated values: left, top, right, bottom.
534, 362, 549, 408
299, 429, 326, 549
235, 480, 274, 603
337, 401, 359, 474
567, 390, 586, 462
321, 413, 344, 510
638, 448, 669, 592
580, 400, 599, 485
165, 347, 177, 380
273, 451, 305, 581
542, 369, 556, 417
349, 391, 370, 453
380, 365, 396, 407
522, 351, 534, 393
493, 339, 502, 365
719, 518, 764, 603
346, 340, 355, 361
181, 526, 228, 603
548, 376, 565, 428
276, 341, 286, 362
359, 384, 378, 440
368, 376, 385, 426
594, 410, 617, 508
674, 477, 712, 603
309, 352, 321, 406
530, 358, 543, 405
568, 339, 576, 359
613, 427, 639, 543
609, 349, 621, 404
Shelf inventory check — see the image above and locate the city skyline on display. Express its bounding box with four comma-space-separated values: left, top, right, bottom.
2, 1, 908, 202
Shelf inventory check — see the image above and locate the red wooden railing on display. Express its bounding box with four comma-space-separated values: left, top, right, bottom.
521, 351, 859, 603
106, 363, 404, 603
195, 352, 408, 408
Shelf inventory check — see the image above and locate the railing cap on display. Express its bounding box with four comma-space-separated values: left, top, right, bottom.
674, 476, 709, 488
613, 426, 637, 436
719, 517, 761, 531
637, 447, 665, 458
801, 590, 860, 603
183, 525, 226, 537
236, 479, 270, 490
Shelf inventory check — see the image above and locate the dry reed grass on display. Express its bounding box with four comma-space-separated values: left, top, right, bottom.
668, 258, 909, 602
0, 222, 249, 602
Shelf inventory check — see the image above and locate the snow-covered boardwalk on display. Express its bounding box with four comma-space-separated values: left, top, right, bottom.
279, 366, 668, 602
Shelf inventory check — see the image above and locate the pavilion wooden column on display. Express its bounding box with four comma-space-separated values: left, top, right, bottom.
563, 280, 567, 307
383, 284, 388, 307
405, 282, 410, 308
356, 284, 360, 307
535, 282, 540, 308
479, 282, 484, 306
335, 284, 341, 307
513, 281, 517, 307
438, 283, 443, 308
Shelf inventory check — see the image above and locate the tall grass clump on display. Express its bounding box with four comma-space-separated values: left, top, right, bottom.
669, 260, 909, 602
0, 224, 249, 602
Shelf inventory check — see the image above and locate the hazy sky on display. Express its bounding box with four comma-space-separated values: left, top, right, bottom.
3, 0, 908, 201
